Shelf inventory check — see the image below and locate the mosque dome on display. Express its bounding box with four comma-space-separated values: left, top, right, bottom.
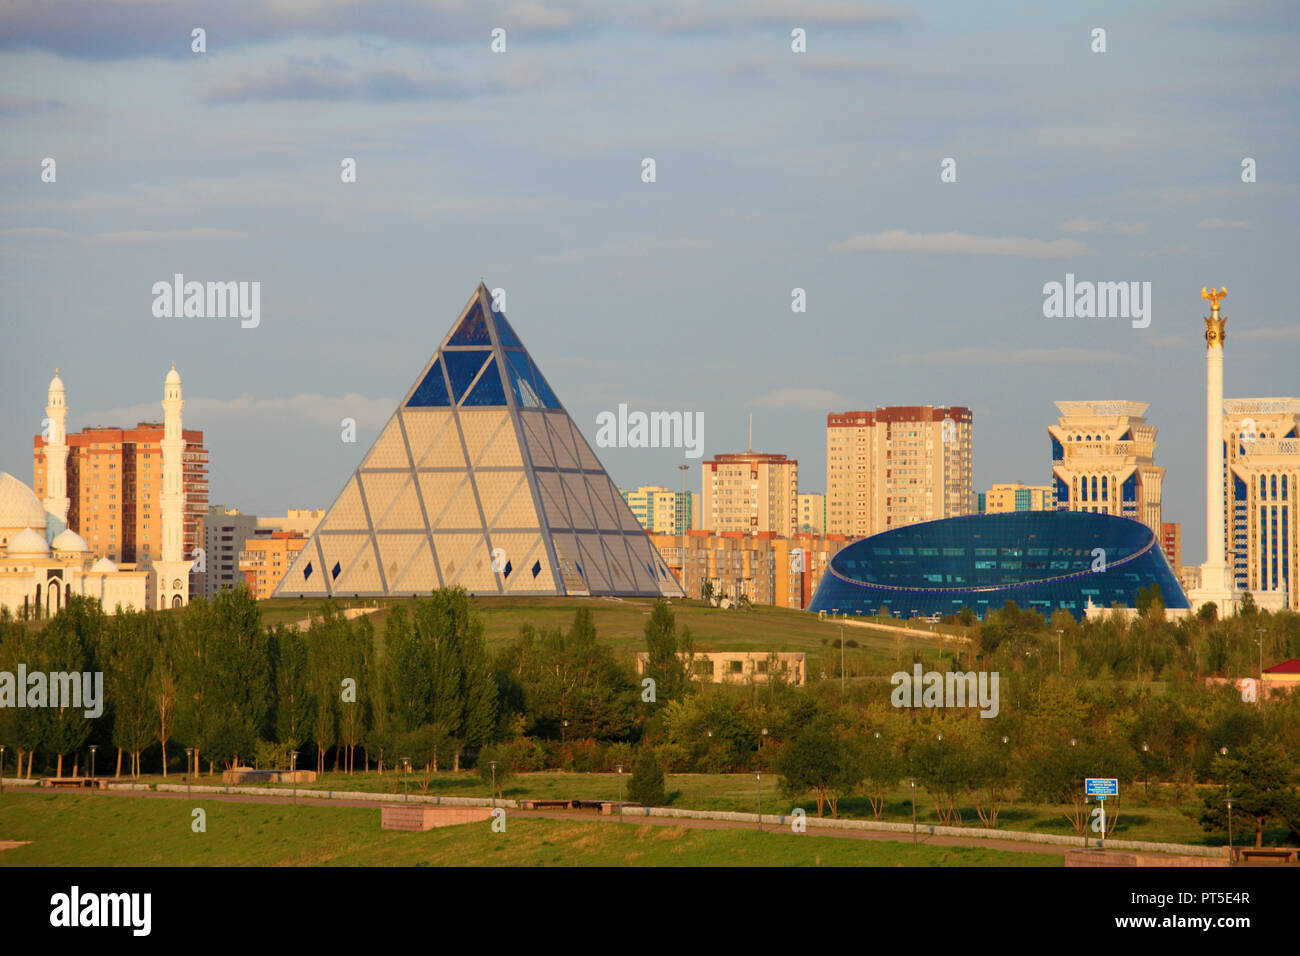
165, 362, 181, 385
90, 556, 118, 572
52, 528, 90, 553
8, 527, 51, 557
49, 368, 65, 393
0, 473, 50, 531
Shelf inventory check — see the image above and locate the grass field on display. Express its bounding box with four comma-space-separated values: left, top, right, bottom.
110, 769, 1226, 846
258, 595, 964, 676
0, 791, 1055, 867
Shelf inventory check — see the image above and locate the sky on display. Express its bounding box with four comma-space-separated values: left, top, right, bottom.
1, 0, 1297, 567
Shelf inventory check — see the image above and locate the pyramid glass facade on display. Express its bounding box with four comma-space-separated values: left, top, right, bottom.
274, 284, 682, 599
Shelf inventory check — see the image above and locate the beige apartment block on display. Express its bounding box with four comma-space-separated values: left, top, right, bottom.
984, 483, 1055, 513
620, 486, 697, 535
649, 529, 847, 609
239, 531, 311, 600
635, 650, 807, 686
1049, 401, 1164, 534
797, 492, 825, 534
826, 406, 974, 538
702, 452, 798, 537
1222, 399, 1300, 610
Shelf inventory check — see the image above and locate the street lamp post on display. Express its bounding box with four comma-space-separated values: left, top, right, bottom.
615, 763, 624, 824
755, 771, 762, 832
489, 760, 499, 810
402, 757, 411, 802
909, 778, 917, 844
840, 624, 845, 694
1227, 797, 1234, 864
89, 745, 97, 790
185, 748, 194, 800
290, 750, 299, 805
679, 464, 689, 596
1, 745, 6, 795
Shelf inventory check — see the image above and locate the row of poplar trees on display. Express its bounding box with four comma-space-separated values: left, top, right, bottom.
0, 587, 497, 778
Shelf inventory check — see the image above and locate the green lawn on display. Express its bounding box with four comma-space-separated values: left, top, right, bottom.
0, 792, 1055, 867
116, 769, 1227, 847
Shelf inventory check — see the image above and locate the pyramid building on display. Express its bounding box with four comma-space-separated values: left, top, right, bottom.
274, 284, 683, 600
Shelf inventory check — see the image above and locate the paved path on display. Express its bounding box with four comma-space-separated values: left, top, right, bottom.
3, 787, 1065, 857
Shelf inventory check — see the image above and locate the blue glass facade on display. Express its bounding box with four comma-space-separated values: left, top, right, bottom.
807, 511, 1189, 621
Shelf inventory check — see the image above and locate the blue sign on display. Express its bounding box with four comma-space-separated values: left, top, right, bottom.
1085, 778, 1118, 797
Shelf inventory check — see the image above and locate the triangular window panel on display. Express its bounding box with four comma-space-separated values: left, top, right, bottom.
273, 282, 681, 599
462, 357, 508, 407
444, 349, 492, 404
408, 358, 451, 407
448, 300, 492, 346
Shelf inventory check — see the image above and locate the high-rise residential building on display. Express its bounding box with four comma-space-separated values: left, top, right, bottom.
33, 366, 207, 607
202, 506, 325, 598
620, 486, 697, 535
1221, 398, 1300, 611
240, 531, 311, 600
825, 406, 974, 538
984, 483, 1056, 513
797, 492, 825, 534
701, 452, 798, 537
1161, 522, 1182, 578
1048, 401, 1163, 534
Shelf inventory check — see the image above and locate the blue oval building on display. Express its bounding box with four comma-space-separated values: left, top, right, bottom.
807, 511, 1188, 621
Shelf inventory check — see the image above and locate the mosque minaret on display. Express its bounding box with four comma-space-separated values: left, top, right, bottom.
43, 369, 70, 536
153, 362, 193, 609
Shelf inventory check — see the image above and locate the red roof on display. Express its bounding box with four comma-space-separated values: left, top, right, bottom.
1263, 659, 1300, 675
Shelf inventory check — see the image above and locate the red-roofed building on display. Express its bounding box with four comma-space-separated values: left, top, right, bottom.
1262, 659, 1300, 699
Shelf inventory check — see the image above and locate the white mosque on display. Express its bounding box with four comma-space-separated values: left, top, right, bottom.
0, 367, 191, 618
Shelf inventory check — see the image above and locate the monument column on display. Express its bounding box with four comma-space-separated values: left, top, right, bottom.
1190, 287, 1236, 616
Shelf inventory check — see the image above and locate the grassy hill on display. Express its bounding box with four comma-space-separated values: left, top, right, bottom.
257, 595, 966, 676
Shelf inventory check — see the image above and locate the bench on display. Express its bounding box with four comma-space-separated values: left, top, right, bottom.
518, 799, 575, 810
40, 777, 109, 790
1236, 847, 1298, 864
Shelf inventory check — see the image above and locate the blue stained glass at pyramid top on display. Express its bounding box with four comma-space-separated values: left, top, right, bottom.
407, 357, 451, 407
443, 349, 491, 402
447, 301, 492, 346
492, 306, 525, 349
528, 356, 562, 409
462, 357, 508, 406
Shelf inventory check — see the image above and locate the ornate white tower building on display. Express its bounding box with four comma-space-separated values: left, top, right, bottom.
43, 369, 70, 537
1187, 287, 1239, 618
153, 363, 193, 609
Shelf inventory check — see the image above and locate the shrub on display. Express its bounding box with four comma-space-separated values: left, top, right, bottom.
627, 748, 667, 807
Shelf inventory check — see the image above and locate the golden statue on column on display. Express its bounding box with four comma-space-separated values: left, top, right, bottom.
1202, 286, 1227, 346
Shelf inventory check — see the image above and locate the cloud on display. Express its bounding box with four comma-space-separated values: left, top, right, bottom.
658, 1, 906, 33
1060, 217, 1148, 235
748, 387, 855, 409
1, 226, 242, 243
1236, 326, 1300, 342
89, 228, 243, 244
79, 393, 396, 431
0, 94, 65, 115
897, 347, 1133, 365
1198, 218, 1251, 230
830, 230, 1092, 258
0, 0, 587, 61
204, 62, 467, 103
729, 54, 893, 76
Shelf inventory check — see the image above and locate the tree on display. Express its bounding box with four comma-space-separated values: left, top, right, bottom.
476, 742, 518, 798
104, 611, 156, 777
626, 747, 667, 807
270, 624, 313, 770
493, 610, 638, 742
388, 589, 498, 770
912, 733, 970, 826
149, 620, 180, 776
644, 600, 693, 703
1200, 738, 1297, 848
775, 717, 862, 818
40, 596, 102, 776
859, 733, 901, 820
